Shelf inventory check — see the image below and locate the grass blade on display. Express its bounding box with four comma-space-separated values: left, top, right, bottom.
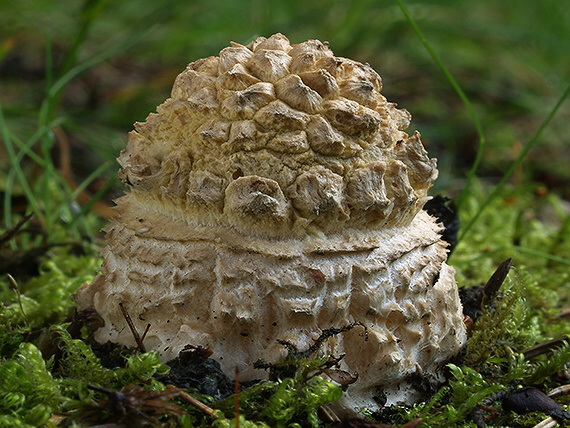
38, 27, 152, 128
457, 83, 570, 244
0, 97, 43, 225
396, 0, 486, 210
67, 160, 115, 203
67, 175, 118, 229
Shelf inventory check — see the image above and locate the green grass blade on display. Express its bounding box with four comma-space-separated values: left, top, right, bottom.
0, 96, 43, 224
67, 160, 115, 203
396, 0, 486, 210
3, 168, 16, 235
9, 131, 47, 167
453, 243, 570, 268
3, 27, 148, 240
45, 31, 53, 102
512, 245, 570, 267
67, 175, 118, 229
28, 28, 150, 238
34, 29, 151, 233
9, 117, 66, 167
40, 34, 56, 232
58, 0, 113, 77
56, 159, 115, 233
457, 83, 570, 244
38, 27, 151, 128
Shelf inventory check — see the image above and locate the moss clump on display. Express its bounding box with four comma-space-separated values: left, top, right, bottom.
0, 327, 174, 427
209, 375, 341, 428
464, 269, 538, 368
53, 326, 170, 395
452, 183, 570, 332
0, 343, 61, 427
0, 245, 102, 354
213, 351, 343, 428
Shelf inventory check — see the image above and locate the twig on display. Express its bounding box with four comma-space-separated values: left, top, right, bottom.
177, 389, 223, 419
119, 302, 146, 352
533, 417, 558, 428
548, 384, 570, 399
522, 336, 570, 360
139, 323, 151, 349
0, 213, 33, 245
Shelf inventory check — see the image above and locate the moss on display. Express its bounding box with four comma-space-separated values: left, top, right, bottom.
2, 182, 570, 426
0, 343, 61, 427
54, 326, 170, 397
210, 352, 343, 428
0, 322, 175, 426
464, 269, 537, 368
0, 246, 101, 331
212, 415, 271, 428
453, 181, 570, 345
452, 182, 570, 294
523, 342, 570, 385
414, 365, 505, 427
258, 376, 341, 427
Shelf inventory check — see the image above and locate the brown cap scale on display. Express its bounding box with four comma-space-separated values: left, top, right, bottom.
74, 33, 466, 413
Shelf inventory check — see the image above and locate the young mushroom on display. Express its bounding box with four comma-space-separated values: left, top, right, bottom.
74, 33, 467, 414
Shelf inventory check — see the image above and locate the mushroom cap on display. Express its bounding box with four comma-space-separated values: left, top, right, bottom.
74, 34, 466, 414
116, 33, 437, 238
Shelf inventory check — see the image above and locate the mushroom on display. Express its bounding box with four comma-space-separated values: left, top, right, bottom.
74, 33, 467, 414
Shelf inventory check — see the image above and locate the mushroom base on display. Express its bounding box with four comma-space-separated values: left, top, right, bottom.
74, 209, 466, 414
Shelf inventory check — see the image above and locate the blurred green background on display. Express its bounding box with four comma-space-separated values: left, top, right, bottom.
1, 0, 569, 199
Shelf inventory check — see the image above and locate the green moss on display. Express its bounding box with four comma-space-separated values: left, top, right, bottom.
54, 326, 170, 397
453, 182, 570, 288
464, 270, 537, 368
0, 322, 176, 426
258, 376, 341, 428
54, 327, 119, 399
0, 343, 61, 427
523, 342, 570, 385
0, 247, 101, 330
453, 181, 570, 347
2, 182, 569, 426
210, 352, 343, 428
212, 416, 271, 428
1, 0, 569, 422
0, 325, 26, 360
445, 365, 504, 423
18, 257, 100, 325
